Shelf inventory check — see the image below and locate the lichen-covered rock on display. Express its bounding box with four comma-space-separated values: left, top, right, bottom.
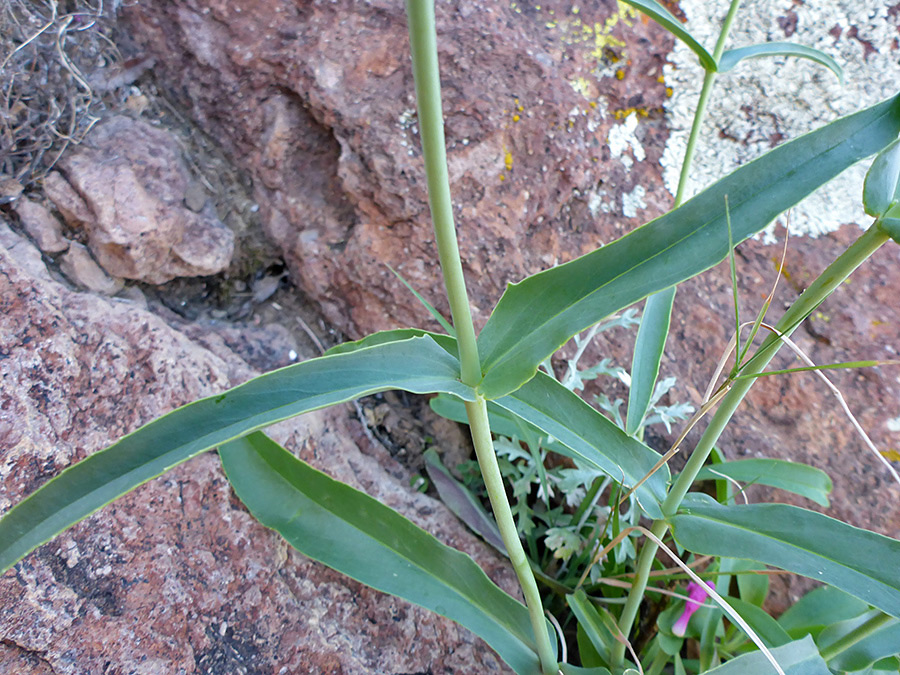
42, 116, 234, 284
0, 223, 516, 674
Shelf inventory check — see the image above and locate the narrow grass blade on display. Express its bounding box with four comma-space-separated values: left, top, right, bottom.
476, 94, 900, 400
733, 360, 899, 379
693, 458, 832, 507
387, 264, 456, 335
625, 287, 676, 436
670, 495, 900, 619
619, 0, 716, 70
220, 432, 544, 675
0, 336, 474, 575
494, 373, 669, 519
718, 43, 843, 83
701, 635, 830, 675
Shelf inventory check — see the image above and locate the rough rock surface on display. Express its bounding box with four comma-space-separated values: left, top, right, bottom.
0, 223, 516, 674
120, 0, 675, 333
42, 116, 235, 284
12, 198, 68, 255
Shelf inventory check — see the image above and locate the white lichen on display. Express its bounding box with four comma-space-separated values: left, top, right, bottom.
607, 111, 646, 166
622, 184, 647, 218
661, 1, 900, 239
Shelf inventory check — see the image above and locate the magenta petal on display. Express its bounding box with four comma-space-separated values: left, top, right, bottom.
673, 581, 715, 637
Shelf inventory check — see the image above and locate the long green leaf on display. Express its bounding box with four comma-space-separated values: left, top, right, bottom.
702, 635, 830, 675
718, 43, 843, 82
670, 495, 900, 619
476, 94, 900, 399
693, 458, 832, 507
724, 596, 792, 648
424, 448, 506, 553
219, 432, 544, 675
567, 590, 618, 664
0, 336, 474, 574
494, 372, 668, 519
625, 287, 676, 435
619, 0, 716, 70
777, 586, 868, 641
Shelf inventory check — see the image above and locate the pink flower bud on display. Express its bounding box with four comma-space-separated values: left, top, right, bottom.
672, 580, 715, 637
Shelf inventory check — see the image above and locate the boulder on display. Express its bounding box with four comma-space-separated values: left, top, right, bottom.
42, 116, 234, 284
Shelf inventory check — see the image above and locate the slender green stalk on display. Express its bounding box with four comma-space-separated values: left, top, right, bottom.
405, 0, 480, 386
673, 69, 717, 206
819, 612, 895, 662
615, 3, 744, 665
612, 225, 891, 667
406, 2, 557, 672
467, 398, 559, 675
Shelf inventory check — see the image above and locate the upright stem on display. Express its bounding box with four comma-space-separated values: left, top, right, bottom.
405, 0, 480, 387
819, 612, 895, 662
614, 3, 743, 665
612, 225, 890, 667
405, 2, 557, 672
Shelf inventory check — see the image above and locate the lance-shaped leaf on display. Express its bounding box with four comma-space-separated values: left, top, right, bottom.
701, 635, 830, 675
620, 0, 716, 71
670, 494, 900, 619
476, 93, 900, 400
693, 458, 832, 507
0, 335, 475, 575
718, 43, 843, 82
864, 138, 900, 218
494, 372, 668, 519
219, 432, 544, 675
424, 448, 506, 553
625, 287, 676, 436
567, 590, 619, 664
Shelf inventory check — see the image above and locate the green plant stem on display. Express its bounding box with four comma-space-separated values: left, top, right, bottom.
406, 2, 557, 672
673, 69, 717, 206
612, 223, 891, 667
615, 3, 744, 666
467, 397, 558, 675
405, 0, 480, 386
819, 612, 895, 662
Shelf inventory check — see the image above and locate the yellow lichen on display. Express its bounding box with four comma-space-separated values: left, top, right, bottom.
504, 150, 513, 171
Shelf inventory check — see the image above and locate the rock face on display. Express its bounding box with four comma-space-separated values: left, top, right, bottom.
0, 223, 515, 674
119, 0, 675, 333
116, 0, 899, 535
42, 116, 235, 284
